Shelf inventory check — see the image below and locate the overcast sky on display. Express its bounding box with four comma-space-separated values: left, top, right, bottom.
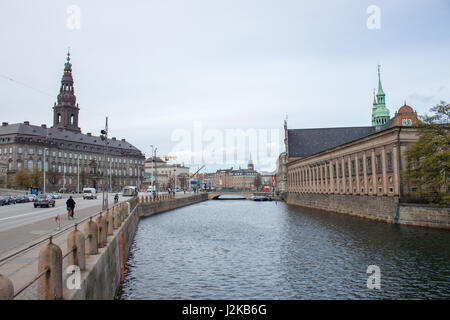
0, 0, 449, 172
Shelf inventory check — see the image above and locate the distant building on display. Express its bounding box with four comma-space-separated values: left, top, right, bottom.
0, 51, 145, 191
144, 156, 190, 191
215, 157, 260, 191
275, 152, 287, 192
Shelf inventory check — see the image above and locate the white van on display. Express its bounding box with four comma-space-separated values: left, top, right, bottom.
82, 187, 97, 200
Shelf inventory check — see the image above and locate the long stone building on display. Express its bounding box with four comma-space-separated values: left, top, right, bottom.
284, 68, 423, 222
0, 51, 145, 192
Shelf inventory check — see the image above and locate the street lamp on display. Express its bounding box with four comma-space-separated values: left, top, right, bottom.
100, 117, 109, 210
150, 145, 158, 195
43, 148, 48, 194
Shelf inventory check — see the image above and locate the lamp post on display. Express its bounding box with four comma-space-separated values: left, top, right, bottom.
43, 148, 48, 194
150, 145, 158, 195
63, 163, 66, 193
100, 117, 109, 210
77, 156, 80, 194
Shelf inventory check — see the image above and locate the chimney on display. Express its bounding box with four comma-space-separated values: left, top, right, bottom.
121, 138, 125, 142
41, 124, 47, 128
2, 122, 7, 126
87, 133, 92, 136
112, 137, 116, 141
24, 121, 30, 125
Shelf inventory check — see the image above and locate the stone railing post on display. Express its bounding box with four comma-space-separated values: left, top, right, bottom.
118, 204, 124, 223
0, 275, 14, 300
96, 214, 107, 248
126, 202, 131, 217
113, 206, 121, 229
106, 210, 114, 235
67, 225, 86, 271
84, 218, 99, 255
37, 237, 63, 300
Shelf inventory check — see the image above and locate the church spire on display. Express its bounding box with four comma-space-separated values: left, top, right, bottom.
371, 64, 390, 126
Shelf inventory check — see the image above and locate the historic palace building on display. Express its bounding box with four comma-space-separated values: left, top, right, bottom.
0, 52, 145, 191
284, 68, 419, 200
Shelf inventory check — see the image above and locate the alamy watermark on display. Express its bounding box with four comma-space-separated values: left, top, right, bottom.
366, 265, 381, 289
66, 265, 81, 290
66, 5, 81, 30
366, 5, 381, 30
170, 121, 281, 167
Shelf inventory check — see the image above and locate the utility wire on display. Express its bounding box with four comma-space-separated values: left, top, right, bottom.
0, 73, 53, 97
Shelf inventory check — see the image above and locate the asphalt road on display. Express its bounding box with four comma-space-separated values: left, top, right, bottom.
0, 193, 118, 255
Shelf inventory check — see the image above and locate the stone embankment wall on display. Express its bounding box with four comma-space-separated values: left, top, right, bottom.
64, 194, 208, 300
285, 192, 449, 230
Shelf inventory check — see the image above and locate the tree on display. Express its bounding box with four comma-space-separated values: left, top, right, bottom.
14, 169, 31, 189
405, 101, 450, 206
31, 170, 44, 189
254, 175, 262, 191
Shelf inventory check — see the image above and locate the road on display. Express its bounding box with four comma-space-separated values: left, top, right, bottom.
0, 193, 118, 255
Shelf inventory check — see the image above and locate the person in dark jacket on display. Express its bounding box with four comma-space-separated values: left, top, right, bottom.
66, 196, 76, 219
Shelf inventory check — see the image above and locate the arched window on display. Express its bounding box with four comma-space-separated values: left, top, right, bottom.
28, 159, 33, 172
71, 114, 75, 125
57, 113, 62, 124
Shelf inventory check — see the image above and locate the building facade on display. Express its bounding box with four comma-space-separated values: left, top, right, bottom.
0, 52, 145, 191
284, 68, 420, 200
144, 157, 190, 191
214, 158, 260, 191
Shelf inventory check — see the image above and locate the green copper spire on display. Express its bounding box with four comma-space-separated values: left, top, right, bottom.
64, 47, 72, 72
371, 65, 390, 126
377, 64, 385, 96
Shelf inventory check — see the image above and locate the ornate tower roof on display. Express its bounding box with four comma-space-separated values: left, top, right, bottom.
52, 49, 81, 133
371, 65, 390, 126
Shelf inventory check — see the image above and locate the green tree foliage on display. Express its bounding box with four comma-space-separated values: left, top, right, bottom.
31, 170, 44, 189
14, 169, 31, 189
405, 101, 450, 206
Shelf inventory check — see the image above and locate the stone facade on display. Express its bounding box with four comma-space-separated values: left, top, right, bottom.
286, 126, 419, 198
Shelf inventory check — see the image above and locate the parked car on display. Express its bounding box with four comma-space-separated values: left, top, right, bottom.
3, 195, 16, 205
0, 196, 8, 206
27, 194, 37, 202
15, 195, 28, 203
34, 194, 56, 208
52, 193, 62, 199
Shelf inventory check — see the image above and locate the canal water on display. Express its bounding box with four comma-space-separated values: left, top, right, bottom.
118, 200, 450, 299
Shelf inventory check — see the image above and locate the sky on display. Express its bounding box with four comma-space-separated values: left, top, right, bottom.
0, 0, 449, 173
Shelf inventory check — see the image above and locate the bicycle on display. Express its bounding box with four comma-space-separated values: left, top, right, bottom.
67, 207, 74, 219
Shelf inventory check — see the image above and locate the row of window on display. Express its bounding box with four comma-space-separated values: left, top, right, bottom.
2, 145, 144, 165
288, 153, 394, 185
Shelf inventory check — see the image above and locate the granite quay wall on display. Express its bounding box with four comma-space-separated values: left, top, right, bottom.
285, 192, 449, 230
0, 193, 208, 300
65, 193, 208, 300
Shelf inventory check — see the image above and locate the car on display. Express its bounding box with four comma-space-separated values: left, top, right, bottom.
82, 187, 97, 200
0, 196, 8, 206
15, 195, 28, 203
52, 193, 62, 199
27, 194, 37, 202
3, 195, 16, 205
34, 194, 56, 208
